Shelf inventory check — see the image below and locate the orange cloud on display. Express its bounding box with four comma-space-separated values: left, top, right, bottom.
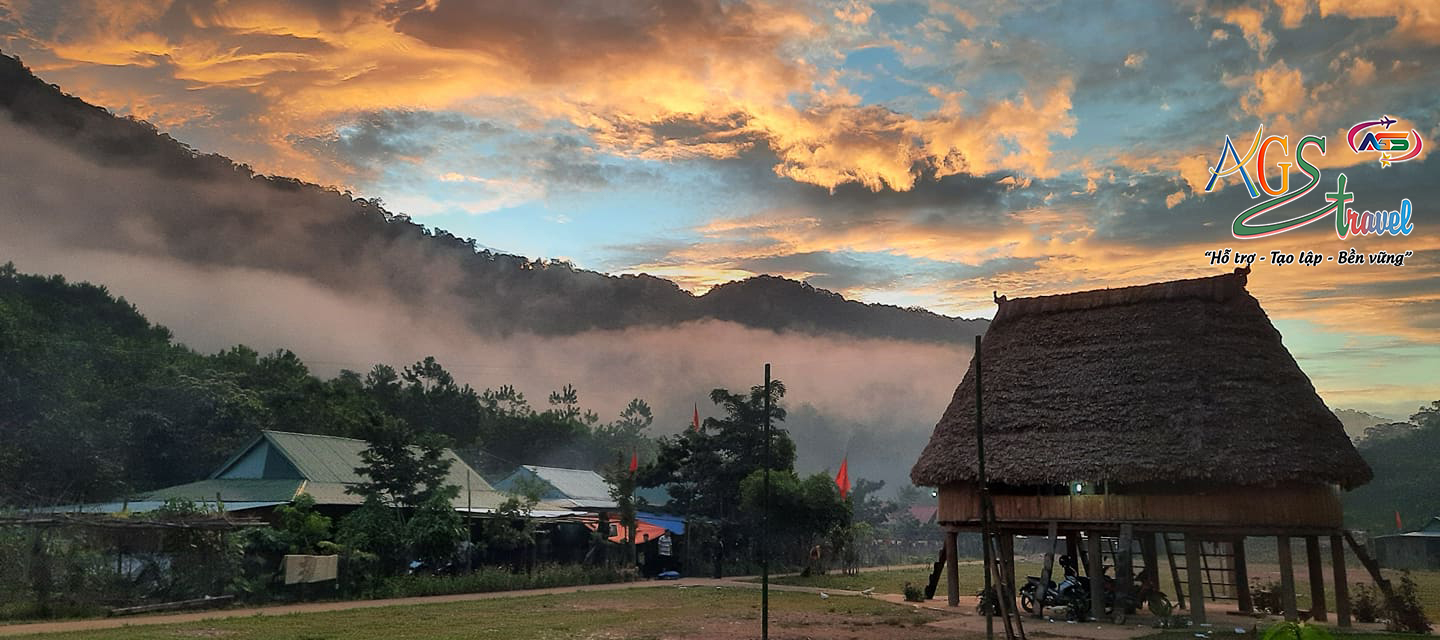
2, 0, 1079, 194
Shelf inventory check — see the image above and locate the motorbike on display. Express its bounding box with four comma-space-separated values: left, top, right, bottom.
1019, 555, 1097, 619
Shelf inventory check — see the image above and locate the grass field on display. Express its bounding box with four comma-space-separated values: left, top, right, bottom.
3, 588, 944, 640
763, 560, 1039, 596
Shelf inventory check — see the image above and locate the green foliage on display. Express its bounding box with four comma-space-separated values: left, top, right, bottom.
272, 493, 333, 554
1352, 582, 1383, 622
1261, 620, 1333, 640
337, 496, 407, 568
407, 491, 465, 569
479, 495, 539, 556
903, 582, 925, 602
645, 379, 794, 526
0, 263, 664, 509
1386, 572, 1433, 633
347, 414, 456, 509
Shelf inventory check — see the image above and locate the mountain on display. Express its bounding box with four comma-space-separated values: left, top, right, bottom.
1332, 408, 1394, 441
0, 53, 984, 344
1342, 404, 1439, 533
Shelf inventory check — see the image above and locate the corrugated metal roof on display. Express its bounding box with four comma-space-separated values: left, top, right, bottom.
260, 431, 493, 492
140, 478, 304, 503
521, 465, 614, 502
39, 500, 285, 514
127, 431, 501, 509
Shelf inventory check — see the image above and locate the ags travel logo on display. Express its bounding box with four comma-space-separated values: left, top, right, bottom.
1203, 114, 1420, 240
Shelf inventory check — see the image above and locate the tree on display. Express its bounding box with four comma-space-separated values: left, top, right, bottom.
592, 398, 656, 466
406, 492, 465, 569
644, 379, 795, 574
850, 478, 897, 527
347, 414, 457, 510
272, 493, 333, 554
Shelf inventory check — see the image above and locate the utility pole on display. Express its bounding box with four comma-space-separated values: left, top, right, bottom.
762, 362, 771, 640
977, 335, 993, 640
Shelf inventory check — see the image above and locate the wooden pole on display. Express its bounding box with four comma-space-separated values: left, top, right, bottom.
1331, 534, 1351, 628
1067, 533, 1080, 566
1140, 533, 1159, 595
1034, 521, 1059, 618
946, 528, 961, 607
1001, 533, 1016, 598
975, 335, 993, 640
1306, 536, 1327, 621
1234, 537, 1253, 614
761, 363, 771, 640
1185, 536, 1206, 624
1087, 532, 1104, 621
1116, 524, 1134, 620
1278, 535, 1298, 622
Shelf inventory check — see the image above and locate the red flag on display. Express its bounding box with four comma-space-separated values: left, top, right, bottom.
1397, 510, 1405, 531
835, 457, 850, 499
629, 451, 639, 474
692, 404, 701, 432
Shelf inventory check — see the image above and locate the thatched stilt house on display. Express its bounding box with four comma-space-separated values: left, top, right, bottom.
911, 268, 1373, 624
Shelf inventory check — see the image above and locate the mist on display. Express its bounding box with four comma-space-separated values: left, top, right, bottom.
0, 115, 970, 493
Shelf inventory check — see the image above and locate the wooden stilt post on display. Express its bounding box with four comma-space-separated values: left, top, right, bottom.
1331, 534, 1351, 628
1001, 533, 1016, 599
1116, 524, 1134, 621
1185, 536, 1206, 624
946, 528, 960, 607
1140, 532, 1159, 595
1034, 522, 1059, 618
1067, 533, 1080, 567
1278, 535, 1298, 622
1306, 536, 1327, 621
1234, 537, 1253, 614
1087, 531, 1104, 621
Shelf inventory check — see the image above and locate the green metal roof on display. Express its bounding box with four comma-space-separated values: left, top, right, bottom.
129, 431, 508, 510
139, 478, 304, 503
213, 430, 494, 492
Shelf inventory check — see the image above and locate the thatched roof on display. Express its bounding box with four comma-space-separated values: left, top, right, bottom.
910, 268, 1372, 490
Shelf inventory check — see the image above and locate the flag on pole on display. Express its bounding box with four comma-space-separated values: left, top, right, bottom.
692, 404, 701, 432
835, 457, 850, 499
1397, 510, 1405, 531
629, 450, 639, 474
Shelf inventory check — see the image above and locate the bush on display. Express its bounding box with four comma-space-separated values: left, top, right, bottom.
1351, 583, 1381, 623
903, 582, 924, 603
1385, 573, 1432, 634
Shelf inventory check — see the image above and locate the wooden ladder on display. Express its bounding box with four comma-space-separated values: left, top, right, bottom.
1164, 534, 1237, 608
982, 499, 1025, 640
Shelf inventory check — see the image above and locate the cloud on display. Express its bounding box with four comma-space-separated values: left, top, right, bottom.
1124, 51, 1147, 69
0, 0, 1080, 195
1317, 0, 1440, 44
1215, 5, 1275, 59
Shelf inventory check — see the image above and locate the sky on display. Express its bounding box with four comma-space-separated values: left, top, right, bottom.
0, 0, 1436, 418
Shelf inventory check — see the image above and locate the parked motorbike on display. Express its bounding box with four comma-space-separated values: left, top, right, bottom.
1019, 555, 1095, 619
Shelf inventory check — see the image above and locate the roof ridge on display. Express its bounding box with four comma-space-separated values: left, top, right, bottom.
262, 429, 365, 443
991, 267, 1250, 326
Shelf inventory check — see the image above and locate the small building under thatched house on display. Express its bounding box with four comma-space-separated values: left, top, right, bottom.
911, 268, 1373, 625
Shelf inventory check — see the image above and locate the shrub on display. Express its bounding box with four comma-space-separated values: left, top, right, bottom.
903, 582, 925, 603
1261, 620, 1333, 640
1384, 573, 1432, 634
1351, 583, 1381, 623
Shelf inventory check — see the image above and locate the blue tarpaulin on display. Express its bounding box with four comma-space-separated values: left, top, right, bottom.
636, 511, 685, 534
